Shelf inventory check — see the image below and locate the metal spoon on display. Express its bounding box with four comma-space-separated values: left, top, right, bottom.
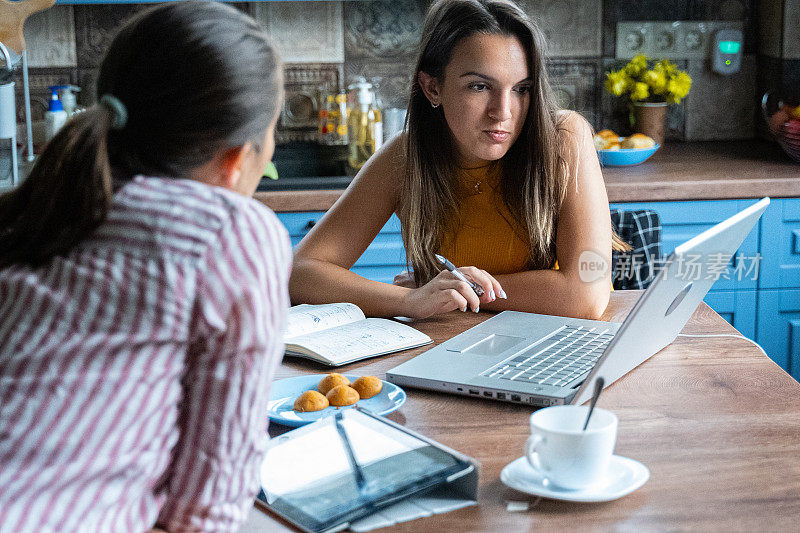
582, 377, 605, 431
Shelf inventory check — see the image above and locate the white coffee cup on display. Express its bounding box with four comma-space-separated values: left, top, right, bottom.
525, 405, 618, 490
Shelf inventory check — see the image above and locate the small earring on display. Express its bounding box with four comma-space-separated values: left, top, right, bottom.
431, 102, 440, 109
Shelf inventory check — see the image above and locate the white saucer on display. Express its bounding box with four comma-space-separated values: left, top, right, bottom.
500, 455, 649, 503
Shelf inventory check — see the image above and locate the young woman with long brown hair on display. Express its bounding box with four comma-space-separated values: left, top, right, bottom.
0, 2, 289, 531
291, 0, 620, 320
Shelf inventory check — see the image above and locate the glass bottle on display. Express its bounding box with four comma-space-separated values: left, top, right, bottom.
318, 94, 330, 140
334, 92, 348, 145
347, 80, 381, 171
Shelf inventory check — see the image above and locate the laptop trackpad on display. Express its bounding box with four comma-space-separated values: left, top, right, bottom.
446, 333, 526, 355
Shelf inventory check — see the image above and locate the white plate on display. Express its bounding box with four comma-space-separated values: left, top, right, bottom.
268, 374, 406, 427
500, 455, 649, 503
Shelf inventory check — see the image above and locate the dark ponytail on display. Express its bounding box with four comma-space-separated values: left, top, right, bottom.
0, 1, 282, 268
0, 107, 115, 268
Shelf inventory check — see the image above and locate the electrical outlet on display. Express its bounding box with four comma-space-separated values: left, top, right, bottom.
616, 21, 745, 60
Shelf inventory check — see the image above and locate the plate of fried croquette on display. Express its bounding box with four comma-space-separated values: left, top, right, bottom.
267, 373, 407, 427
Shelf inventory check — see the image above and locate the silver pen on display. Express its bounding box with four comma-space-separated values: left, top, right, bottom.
435, 254, 485, 297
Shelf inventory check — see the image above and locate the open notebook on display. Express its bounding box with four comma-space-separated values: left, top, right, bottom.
284, 303, 432, 366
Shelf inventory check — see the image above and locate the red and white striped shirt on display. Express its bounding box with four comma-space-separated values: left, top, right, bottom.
0, 176, 291, 532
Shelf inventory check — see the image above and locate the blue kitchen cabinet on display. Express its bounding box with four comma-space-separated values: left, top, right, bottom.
611, 199, 760, 337
754, 198, 800, 378
611, 199, 760, 292
756, 289, 800, 376
613, 198, 799, 381
702, 290, 757, 340
758, 198, 800, 289
277, 211, 406, 285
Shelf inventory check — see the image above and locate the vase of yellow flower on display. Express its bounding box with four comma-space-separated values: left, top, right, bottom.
605, 54, 692, 145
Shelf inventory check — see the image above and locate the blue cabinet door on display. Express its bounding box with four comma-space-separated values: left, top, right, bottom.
279, 212, 326, 245
277, 212, 406, 284
351, 215, 406, 284
756, 288, 800, 379
758, 198, 800, 289
702, 290, 756, 340
611, 199, 760, 292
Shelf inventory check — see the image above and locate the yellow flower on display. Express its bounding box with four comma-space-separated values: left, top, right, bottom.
643, 69, 668, 94
624, 54, 648, 78
666, 71, 692, 103
625, 54, 647, 78
672, 72, 692, 97
630, 82, 649, 101
604, 54, 691, 104
605, 70, 629, 97
654, 59, 677, 76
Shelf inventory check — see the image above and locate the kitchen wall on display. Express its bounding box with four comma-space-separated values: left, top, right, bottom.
8, 0, 800, 144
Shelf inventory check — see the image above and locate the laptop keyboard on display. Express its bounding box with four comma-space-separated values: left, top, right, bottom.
482, 325, 614, 387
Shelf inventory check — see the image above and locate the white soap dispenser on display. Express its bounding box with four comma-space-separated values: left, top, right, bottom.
44, 85, 67, 142
60, 85, 81, 116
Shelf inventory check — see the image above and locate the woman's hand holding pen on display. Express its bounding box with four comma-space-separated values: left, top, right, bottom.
396, 266, 505, 318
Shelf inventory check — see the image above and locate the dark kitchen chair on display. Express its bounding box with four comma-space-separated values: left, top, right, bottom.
610, 209, 662, 290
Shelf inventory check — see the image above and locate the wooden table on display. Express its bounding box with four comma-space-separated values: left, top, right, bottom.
243, 291, 800, 531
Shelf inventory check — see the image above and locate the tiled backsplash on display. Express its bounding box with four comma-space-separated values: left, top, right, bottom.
7, 0, 800, 143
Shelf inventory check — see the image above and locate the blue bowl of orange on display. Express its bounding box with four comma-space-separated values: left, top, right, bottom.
595, 131, 659, 167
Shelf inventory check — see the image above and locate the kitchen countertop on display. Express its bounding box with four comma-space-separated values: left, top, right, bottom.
254, 140, 800, 212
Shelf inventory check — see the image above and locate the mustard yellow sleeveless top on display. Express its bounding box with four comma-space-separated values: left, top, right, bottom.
437, 163, 534, 275
436, 164, 615, 293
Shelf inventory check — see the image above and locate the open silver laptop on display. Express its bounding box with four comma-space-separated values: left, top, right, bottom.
387, 198, 770, 407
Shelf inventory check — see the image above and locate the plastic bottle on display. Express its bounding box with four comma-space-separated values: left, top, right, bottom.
347, 80, 381, 171
44, 86, 67, 142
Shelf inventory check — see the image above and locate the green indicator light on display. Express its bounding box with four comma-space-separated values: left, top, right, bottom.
719, 40, 740, 54
725, 59, 731, 65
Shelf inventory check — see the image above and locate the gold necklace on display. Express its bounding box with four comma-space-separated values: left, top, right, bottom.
461, 164, 491, 195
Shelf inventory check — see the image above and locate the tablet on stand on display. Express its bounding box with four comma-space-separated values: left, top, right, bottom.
257, 407, 479, 533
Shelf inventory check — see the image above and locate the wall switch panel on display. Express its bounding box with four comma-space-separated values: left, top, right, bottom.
616, 21, 745, 60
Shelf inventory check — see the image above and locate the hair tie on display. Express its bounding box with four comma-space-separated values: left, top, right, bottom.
99, 94, 128, 130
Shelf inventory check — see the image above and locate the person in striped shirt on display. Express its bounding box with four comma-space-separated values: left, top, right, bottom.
0, 2, 289, 531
